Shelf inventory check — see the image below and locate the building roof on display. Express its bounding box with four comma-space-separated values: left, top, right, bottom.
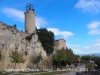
54, 38, 66, 42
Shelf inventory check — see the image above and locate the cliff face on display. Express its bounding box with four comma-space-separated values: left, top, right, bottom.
0, 22, 47, 70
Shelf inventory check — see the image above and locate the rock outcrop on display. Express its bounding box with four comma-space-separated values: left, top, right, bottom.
0, 22, 47, 71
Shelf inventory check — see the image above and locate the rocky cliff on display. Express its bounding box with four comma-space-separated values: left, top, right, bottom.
0, 22, 47, 71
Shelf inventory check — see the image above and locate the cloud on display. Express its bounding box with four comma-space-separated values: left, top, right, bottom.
94, 39, 100, 43
2, 7, 48, 28
67, 38, 100, 54
84, 45, 91, 49
93, 43, 100, 46
83, 43, 100, 54
36, 17, 48, 29
88, 21, 100, 29
47, 28, 74, 38
70, 43, 100, 54
73, 49, 83, 54
69, 43, 100, 54
67, 44, 80, 47
67, 39, 100, 54
75, 0, 100, 13
88, 29, 100, 35
87, 21, 100, 35
67, 44, 82, 54
2, 7, 24, 22
83, 39, 100, 54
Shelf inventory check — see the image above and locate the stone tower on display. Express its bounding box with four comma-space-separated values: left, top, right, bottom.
24, 4, 36, 33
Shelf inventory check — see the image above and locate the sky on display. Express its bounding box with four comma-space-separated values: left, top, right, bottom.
0, 0, 100, 54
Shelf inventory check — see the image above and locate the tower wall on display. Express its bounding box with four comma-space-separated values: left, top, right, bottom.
24, 10, 36, 33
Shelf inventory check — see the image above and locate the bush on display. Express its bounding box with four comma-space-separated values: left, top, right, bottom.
86, 63, 95, 71
52, 50, 68, 68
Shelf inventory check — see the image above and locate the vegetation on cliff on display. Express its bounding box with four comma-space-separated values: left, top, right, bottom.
37, 28, 54, 55
30, 52, 42, 68
9, 50, 25, 69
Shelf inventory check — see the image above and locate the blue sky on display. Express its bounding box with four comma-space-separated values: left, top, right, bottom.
0, 0, 100, 54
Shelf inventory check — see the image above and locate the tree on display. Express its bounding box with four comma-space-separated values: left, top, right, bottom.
9, 50, 25, 70
81, 55, 100, 69
52, 49, 68, 67
73, 54, 80, 63
37, 28, 54, 55
86, 62, 95, 71
81, 55, 92, 62
30, 52, 42, 68
92, 56, 100, 69
66, 48, 75, 64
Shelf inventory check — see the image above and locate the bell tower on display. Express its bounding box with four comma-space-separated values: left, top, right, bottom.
24, 3, 36, 33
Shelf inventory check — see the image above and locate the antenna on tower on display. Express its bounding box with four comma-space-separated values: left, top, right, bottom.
26, 3, 35, 11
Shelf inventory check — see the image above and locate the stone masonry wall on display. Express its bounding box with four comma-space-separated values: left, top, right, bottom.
54, 38, 66, 50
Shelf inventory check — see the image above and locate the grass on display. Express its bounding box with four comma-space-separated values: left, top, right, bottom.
1, 71, 67, 75
34, 71, 67, 75
14, 74, 24, 75
14, 74, 25, 75
1, 72, 12, 75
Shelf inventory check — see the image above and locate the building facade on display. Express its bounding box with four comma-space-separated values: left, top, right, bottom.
54, 38, 66, 50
